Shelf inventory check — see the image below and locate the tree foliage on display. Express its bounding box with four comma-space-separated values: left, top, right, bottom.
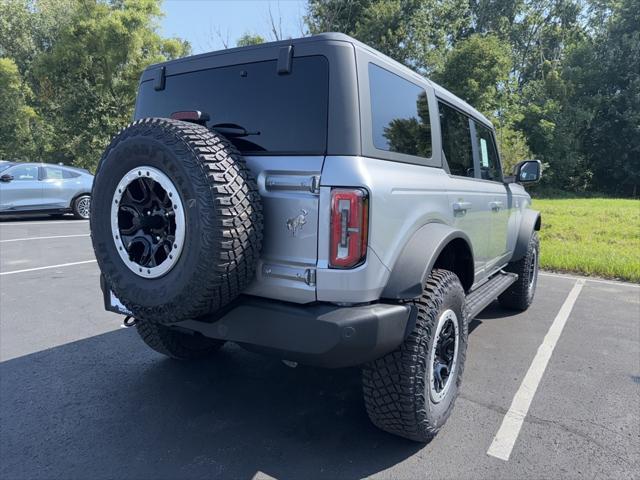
0, 0, 189, 170
0, 0, 637, 195
236, 33, 266, 47
306, 0, 640, 196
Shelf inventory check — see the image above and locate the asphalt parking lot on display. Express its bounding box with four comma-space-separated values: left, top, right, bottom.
0, 216, 638, 480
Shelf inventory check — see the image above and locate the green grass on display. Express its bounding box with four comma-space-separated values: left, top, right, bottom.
533, 198, 640, 283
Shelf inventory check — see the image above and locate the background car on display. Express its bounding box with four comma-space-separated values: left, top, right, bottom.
0, 161, 94, 219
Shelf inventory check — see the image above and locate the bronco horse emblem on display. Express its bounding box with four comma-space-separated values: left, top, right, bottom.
286, 209, 308, 236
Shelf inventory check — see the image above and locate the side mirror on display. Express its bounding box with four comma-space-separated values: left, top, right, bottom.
0, 174, 13, 183
509, 160, 541, 184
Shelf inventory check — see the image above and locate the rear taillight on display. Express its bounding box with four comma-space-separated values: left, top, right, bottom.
330, 188, 369, 269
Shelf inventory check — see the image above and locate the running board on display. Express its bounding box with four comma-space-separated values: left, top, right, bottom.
465, 272, 518, 319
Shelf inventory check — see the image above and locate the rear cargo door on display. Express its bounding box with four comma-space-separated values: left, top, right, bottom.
134, 54, 330, 303
242, 156, 323, 303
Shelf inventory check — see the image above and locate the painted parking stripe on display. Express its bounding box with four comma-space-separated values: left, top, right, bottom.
487, 279, 585, 461
0, 234, 90, 243
539, 271, 639, 289
0, 220, 88, 227
0, 260, 96, 276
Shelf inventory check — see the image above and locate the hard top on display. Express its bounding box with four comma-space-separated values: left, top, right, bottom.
142, 32, 492, 129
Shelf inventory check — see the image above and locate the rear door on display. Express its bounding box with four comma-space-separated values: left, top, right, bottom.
134, 55, 330, 303
0, 164, 42, 212
40, 166, 69, 210
471, 121, 512, 269
439, 101, 492, 276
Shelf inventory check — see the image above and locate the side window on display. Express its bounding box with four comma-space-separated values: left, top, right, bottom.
369, 63, 432, 158
62, 169, 80, 179
8, 165, 39, 181
438, 102, 474, 177
43, 167, 64, 180
474, 122, 502, 181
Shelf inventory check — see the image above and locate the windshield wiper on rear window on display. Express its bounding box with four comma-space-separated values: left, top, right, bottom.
211, 123, 261, 138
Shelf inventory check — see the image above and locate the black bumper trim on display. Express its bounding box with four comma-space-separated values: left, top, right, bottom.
176, 297, 416, 368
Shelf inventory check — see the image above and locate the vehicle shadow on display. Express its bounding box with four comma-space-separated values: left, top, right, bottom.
0, 328, 422, 480
469, 300, 521, 333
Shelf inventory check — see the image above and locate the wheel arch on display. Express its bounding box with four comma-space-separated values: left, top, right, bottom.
69, 191, 91, 209
510, 209, 541, 262
381, 223, 475, 300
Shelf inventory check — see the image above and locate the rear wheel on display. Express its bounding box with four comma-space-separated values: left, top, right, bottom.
362, 269, 468, 442
73, 194, 91, 219
136, 320, 224, 360
499, 232, 539, 311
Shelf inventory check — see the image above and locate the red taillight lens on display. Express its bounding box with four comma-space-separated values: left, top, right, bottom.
330, 188, 369, 269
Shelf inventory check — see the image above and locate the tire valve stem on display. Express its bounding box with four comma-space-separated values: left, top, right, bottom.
122, 316, 138, 328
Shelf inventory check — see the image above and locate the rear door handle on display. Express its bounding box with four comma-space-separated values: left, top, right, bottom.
489, 201, 504, 211
453, 201, 472, 214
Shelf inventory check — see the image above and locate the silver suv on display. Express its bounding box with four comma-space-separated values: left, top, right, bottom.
91, 33, 541, 442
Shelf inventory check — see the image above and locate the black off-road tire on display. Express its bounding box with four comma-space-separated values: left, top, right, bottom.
362, 269, 468, 442
72, 194, 91, 219
90, 118, 262, 324
136, 320, 225, 360
499, 232, 539, 311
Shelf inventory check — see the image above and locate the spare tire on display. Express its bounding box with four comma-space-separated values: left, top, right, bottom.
90, 118, 262, 324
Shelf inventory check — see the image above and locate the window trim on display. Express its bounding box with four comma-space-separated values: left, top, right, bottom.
367, 62, 434, 160
437, 98, 476, 179
436, 97, 504, 184
472, 120, 504, 183
357, 54, 441, 168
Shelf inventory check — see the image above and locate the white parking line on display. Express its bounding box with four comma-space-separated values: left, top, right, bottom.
0, 234, 90, 243
0, 260, 96, 276
0, 220, 89, 227
487, 279, 585, 461
540, 271, 639, 288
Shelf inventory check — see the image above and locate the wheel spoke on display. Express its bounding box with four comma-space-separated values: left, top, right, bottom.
115, 170, 182, 274
430, 315, 458, 398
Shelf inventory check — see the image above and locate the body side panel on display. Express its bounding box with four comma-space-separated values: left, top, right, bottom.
317, 155, 464, 303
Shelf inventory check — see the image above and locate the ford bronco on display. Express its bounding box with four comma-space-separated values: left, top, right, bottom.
91, 33, 542, 442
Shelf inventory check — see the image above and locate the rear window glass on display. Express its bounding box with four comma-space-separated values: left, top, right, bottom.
369, 63, 432, 159
135, 56, 329, 155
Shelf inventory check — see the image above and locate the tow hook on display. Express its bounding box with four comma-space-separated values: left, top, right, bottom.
122, 315, 138, 328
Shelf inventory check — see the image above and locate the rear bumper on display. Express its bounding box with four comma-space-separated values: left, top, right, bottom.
177, 297, 416, 368
102, 276, 415, 368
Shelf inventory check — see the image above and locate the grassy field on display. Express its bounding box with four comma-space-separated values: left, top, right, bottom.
533, 198, 640, 283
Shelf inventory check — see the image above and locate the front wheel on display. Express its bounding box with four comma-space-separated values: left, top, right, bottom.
362, 269, 468, 442
72, 194, 91, 219
499, 232, 539, 311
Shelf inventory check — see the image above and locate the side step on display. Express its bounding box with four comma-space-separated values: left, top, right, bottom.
465, 272, 518, 319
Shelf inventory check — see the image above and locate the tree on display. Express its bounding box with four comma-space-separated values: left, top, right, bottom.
564, 0, 640, 195
432, 34, 512, 115
306, 0, 470, 73
0, 57, 38, 160
0, 0, 190, 170
236, 33, 265, 47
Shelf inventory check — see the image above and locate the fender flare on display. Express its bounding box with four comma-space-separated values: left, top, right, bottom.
511, 209, 541, 262
381, 223, 474, 300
